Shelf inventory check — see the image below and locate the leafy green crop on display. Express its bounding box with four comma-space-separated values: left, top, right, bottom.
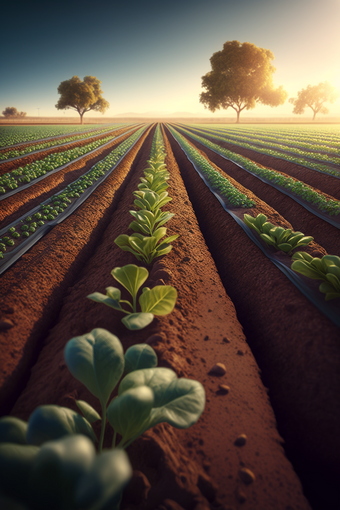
244, 213, 313, 255
87, 264, 177, 330
291, 252, 340, 300
115, 228, 178, 264
0, 329, 205, 509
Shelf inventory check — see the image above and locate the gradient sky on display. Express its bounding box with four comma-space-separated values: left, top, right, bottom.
1, 0, 340, 119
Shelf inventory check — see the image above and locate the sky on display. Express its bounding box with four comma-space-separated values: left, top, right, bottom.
1, 0, 340, 120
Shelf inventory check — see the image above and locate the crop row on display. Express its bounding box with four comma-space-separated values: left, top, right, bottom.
168, 126, 255, 208
0, 123, 118, 148
181, 125, 340, 177
203, 124, 340, 145
173, 125, 340, 219
0, 127, 139, 196
0, 126, 147, 271
167, 126, 340, 326
0, 125, 206, 510
195, 124, 340, 152
0, 124, 127, 161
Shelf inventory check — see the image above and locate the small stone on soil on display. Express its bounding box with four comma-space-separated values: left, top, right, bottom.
208, 363, 226, 376
234, 434, 247, 446
223, 337, 230, 343
0, 319, 14, 330
218, 385, 230, 394
146, 334, 164, 345
239, 468, 255, 484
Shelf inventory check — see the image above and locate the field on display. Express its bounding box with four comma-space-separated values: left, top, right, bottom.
0, 121, 339, 510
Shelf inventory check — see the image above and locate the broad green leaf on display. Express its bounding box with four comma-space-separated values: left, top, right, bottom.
128, 221, 150, 235
64, 329, 124, 406
146, 378, 206, 429
139, 286, 177, 315
106, 287, 121, 301
87, 292, 122, 311
111, 265, 148, 298
26, 406, 97, 446
325, 273, 340, 291
291, 260, 326, 280
260, 233, 276, 246
107, 386, 154, 441
75, 401, 101, 423
328, 264, 340, 280
0, 417, 28, 445
124, 344, 158, 374
277, 242, 293, 253
262, 222, 275, 235
0, 443, 39, 502
29, 435, 95, 510
121, 312, 154, 330
292, 251, 313, 263
118, 367, 178, 405
254, 213, 268, 229
75, 449, 132, 510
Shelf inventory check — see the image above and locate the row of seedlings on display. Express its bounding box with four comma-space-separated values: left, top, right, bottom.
0, 124, 128, 162
0, 125, 206, 510
168, 125, 340, 327
180, 124, 340, 178
0, 126, 140, 196
172, 125, 340, 220
0, 126, 148, 273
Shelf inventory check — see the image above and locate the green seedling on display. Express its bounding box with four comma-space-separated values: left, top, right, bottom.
87, 264, 177, 330
138, 171, 169, 194
291, 252, 340, 300
244, 213, 313, 255
115, 227, 178, 264
0, 329, 205, 510
129, 209, 175, 236
133, 190, 172, 212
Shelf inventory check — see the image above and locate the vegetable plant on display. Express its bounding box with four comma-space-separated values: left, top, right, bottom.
244, 213, 314, 255
0, 328, 205, 510
115, 228, 178, 264
291, 252, 340, 300
87, 264, 177, 330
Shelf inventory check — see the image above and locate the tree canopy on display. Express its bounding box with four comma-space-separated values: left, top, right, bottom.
55, 76, 109, 124
199, 40, 288, 123
2, 107, 26, 118
289, 82, 338, 120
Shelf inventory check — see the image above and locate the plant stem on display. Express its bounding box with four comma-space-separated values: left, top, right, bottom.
112, 430, 117, 448
99, 404, 107, 453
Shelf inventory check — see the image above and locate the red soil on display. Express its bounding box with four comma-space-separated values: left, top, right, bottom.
0, 123, 338, 509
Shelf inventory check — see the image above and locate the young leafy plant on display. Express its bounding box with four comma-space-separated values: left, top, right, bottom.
0, 329, 205, 510
291, 252, 340, 300
244, 213, 314, 255
114, 227, 178, 264
128, 209, 175, 236
133, 189, 172, 212
87, 264, 177, 329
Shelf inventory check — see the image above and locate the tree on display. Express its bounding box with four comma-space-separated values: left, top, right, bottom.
55, 76, 109, 124
2, 107, 26, 118
199, 40, 288, 123
289, 82, 338, 120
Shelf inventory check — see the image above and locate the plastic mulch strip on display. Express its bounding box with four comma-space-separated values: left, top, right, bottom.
176, 125, 340, 230
0, 126, 140, 202
170, 128, 340, 329
0, 126, 148, 275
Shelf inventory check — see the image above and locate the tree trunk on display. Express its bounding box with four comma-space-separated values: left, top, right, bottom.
80, 112, 84, 124
312, 110, 316, 121
236, 110, 240, 123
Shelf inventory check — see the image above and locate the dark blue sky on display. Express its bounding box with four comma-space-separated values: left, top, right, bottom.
1, 0, 340, 117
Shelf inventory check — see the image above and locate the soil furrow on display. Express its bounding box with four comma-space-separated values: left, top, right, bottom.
0, 125, 154, 415
2, 124, 311, 510
180, 126, 340, 199
0, 127, 142, 227
164, 124, 340, 510
176, 127, 340, 257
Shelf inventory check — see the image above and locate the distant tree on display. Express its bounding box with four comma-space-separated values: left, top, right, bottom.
2, 107, 26, 118
199, 40, 288, 123
289, 82, 338, 120
55, 76, 109, 124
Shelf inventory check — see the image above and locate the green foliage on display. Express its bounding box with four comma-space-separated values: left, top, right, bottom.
0, 329, 205, 509
291, 252, 340, 300
115, 227, 178, 264
200, 40, 287, 122
55, 76, 109, 124
2, 107, 26, 118
244, 213, 313, 254
289, 82, 339, 120
87, 264, 177, 330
